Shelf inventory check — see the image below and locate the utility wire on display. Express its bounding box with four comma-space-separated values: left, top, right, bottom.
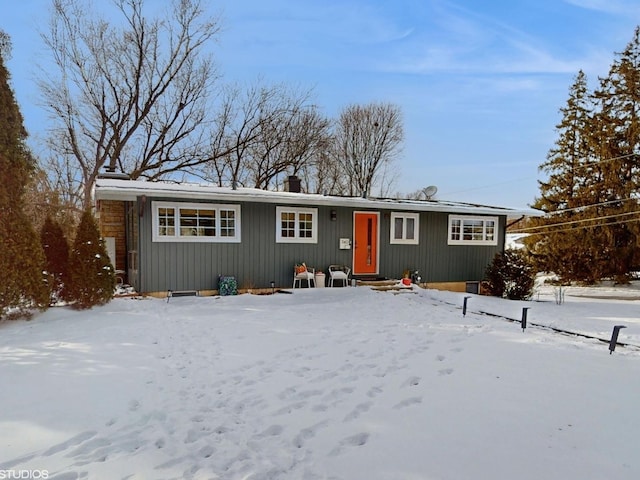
514, 209, 640, 233
442, 153, 638, 204
513, 216, 640, 237
511, 213, 640, 237
541, 151, 638, 173
541, 197, 639, 216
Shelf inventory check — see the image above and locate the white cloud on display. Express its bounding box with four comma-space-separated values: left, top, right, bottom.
563, 0, 640, 14
373, 0, 617, 78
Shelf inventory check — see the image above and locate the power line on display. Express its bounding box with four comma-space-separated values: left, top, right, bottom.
513, 216, 640, 237
541, 197, 638, 216
541, 151, 638, 173
440, 153, 639, 202
514, 209, 640, 233
440, 176, 533, 197
511, 209, 640, 237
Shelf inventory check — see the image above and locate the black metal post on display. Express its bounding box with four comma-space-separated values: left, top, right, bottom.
609, 325, 627, 354
463, 296, 471, 316
521, 307, 530, 332
270, 281, 275, 295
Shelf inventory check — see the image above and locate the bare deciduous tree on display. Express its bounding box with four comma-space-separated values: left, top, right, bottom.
40, 0, 221, 209
201, 82, 279, 188
332, 102, 403, 197
304, 149, 345, 195
247, 90, 330, 190
0, 30, 10, 59
200, 82, 330, 191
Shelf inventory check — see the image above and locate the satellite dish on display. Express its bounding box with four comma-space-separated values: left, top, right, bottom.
423, 185, 438, 200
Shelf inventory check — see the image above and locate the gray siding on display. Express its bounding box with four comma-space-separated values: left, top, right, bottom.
135, 197, 505, 293
377, 211, 505, 283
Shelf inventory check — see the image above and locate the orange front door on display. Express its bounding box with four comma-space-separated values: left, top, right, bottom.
353, 212, 379, 275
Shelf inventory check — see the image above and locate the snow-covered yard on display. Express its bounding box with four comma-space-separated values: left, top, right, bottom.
1, 283, 639, 480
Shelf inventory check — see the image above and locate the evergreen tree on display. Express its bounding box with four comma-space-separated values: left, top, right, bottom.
0, 31, 49, 319
527, 71, 605, 283
483, 249, 536, 300
529, 28, 640, 284
66, 209, 115, 309
588, 27, 640, 283
40, 215, 70, 304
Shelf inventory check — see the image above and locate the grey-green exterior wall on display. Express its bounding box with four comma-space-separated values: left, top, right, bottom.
131, 196, 505, 293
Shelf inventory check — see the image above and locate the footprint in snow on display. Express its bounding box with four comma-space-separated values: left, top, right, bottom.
366, 386, 383, 398
393, 397, 422, 409
42, 431, 97, 457
293, 421, 329, 449
401, 376, 421, 388
329, 432, 370, 456
322, 386, 355, 402
254, 424, 284, 439
199, 445, 215, 458
272, 400, 307, 416
312, 371, 339, 382
184, 427, 210, 444
343, 401, 373, 422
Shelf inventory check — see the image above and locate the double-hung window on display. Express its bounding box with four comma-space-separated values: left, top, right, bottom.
390, 212, 419, 245
448, 215, 498, 245
153, 202, 241, 242
276, 206, 317, 243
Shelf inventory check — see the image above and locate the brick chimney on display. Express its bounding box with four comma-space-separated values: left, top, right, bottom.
286, 175, 301, 193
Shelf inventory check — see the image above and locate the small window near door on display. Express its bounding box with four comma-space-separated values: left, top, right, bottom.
276, 206, 318, 243
390, 212, 419, 245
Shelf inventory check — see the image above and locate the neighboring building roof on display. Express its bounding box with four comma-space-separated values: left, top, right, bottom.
94, 178, 539, 217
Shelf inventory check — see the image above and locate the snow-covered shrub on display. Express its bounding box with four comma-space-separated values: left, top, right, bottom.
66, 210, 115, 309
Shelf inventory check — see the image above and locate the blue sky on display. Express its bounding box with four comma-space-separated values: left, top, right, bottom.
3, 0, 640, 208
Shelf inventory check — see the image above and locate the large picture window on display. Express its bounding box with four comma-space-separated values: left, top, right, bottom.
276, 206, 318, 243
390, 212, 419, 245
448, 215, 498, 245
152, 202, 241, 242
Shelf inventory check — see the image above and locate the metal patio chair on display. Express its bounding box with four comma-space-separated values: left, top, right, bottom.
293, 264, 316, 288
328, 265, 350, 287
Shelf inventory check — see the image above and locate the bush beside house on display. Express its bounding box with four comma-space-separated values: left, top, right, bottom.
66, 210, 116, 309
40, 215, 70, 304
483, 249, 536, 300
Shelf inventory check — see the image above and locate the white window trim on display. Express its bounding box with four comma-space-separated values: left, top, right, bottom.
448, 215, 498, 246
276, 206, 318, 243
152, 201, 241, 243
390, 212, 419, 245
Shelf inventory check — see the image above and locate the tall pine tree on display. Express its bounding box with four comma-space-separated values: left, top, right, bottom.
528, 71, 605, 283
66, 209, 115, 309
588, 27, 640, 282
530, 28, 640, 284
0, 31, 49, 318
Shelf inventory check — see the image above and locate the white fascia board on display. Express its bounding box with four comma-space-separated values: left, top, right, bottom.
94, 179, 538, 217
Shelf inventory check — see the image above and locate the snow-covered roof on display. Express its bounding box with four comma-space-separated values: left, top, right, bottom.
94, 178, 539, 217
